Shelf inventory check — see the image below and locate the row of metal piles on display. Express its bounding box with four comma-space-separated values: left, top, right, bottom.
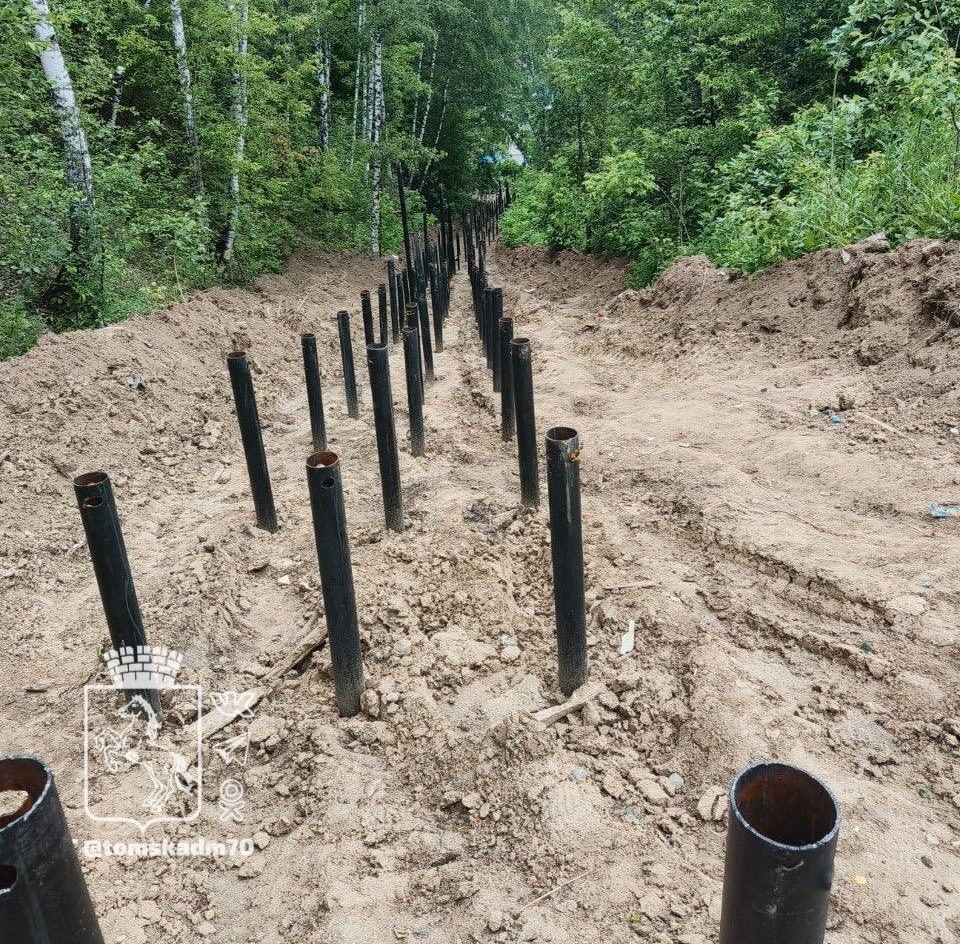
2, 186, 841, 944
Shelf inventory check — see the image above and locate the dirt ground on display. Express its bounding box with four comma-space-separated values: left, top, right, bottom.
0, 235, 958, 943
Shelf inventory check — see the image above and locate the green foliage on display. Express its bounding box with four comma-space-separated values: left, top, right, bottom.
507, 0, 960, 284
0, 299, 43, 360
2, 0, 529, 357
501, 165, 586, 248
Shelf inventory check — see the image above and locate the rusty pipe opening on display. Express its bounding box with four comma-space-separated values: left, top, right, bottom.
720, 761, 840, 944
731, 762, 838, 850
307, 450, 340, 472
73, 470, 108, 489
0, 756, 106, 941
0, 757, 47, 831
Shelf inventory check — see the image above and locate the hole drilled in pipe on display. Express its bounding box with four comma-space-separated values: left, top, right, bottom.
307, 450, 339, 471
733, 762, 839, 849
0, 865, 16, 893
547, 426, 578, 443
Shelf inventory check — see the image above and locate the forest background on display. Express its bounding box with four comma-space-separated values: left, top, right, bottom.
4, 0, 959, 358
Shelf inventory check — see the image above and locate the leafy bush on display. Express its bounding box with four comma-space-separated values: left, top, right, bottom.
501, 165, 587, 249
508, 0, 960, 284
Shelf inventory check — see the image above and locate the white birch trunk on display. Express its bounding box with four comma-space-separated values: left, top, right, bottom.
28, 0, 95, 207
221, 0, 249, 269
370, 35, 384, 256
411, 46, 423, 135
315, 27, 330, 151
419, 83, 448, 187
106, 66, 126, 129
416, 37, 437, 144
364, 36, 375, 143
169, 0, 204, 196
106, 0, 152, 130
349, 0, 365, 167
324, 42, 332, 145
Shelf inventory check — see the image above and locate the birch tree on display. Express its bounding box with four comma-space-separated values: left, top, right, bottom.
105, 0, 153, 130
419, 82, 449, 187
169, 0, 204, 197
220, 0, 249, 270
349, 0, 366, 166
416, 35, 437, 143
315, 23, 331, 151
27, 0, 95, 209
410, 45, 423, 135
370, 34, 384, 255
27, 0, 103, 312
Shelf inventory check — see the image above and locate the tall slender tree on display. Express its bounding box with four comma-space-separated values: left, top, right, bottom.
27, 0, 102, 318
370, 32, 384, 255
221, 0, 250, 270
314, 11, 331, 152
169, 0, 204, 197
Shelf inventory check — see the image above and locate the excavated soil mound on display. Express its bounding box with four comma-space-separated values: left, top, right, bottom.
0, 239, 958, 944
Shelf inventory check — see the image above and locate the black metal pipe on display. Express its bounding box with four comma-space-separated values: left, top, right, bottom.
484, 289, 495, 369
336, 310, 360, 418
402, 325, 426, 457
417, 291, 435, 382
397, 166, 415, 285
300, 333, 327, 451
491, 288, 504, 391
377, 283, 388, 345
226, 351, 279, 533
720, 762, 840, 944
405, 302, 425, 402
366, 344, 404, 532
511, 338, 540, 508
499, 317, 515, 440
387, 258, 400, 343
429, 262, 443, 352
545, 427, 589, 695
361, 291, 375, 346
73, 471, 161, 713
397, 269, 407, 326
0, 756, 106, 944
306, 451, 364, 717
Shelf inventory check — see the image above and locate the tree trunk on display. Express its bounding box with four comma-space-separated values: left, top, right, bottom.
417, 36, 437, 144
370, 35, 384, 256
105, 0, 152, 130
28, 0, 103, 320
418, 82, 448, 188
28, 0, 95, 207
349, 0, 366, 167
363, 30, 374, 145
169, 0, 204, 197
106, 65, 126, 129
315, 22, 331, 151
220, 0, 249, 270
411, 46, 423, 135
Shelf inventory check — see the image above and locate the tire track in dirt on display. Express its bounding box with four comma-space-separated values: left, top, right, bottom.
0, 245, 958, 943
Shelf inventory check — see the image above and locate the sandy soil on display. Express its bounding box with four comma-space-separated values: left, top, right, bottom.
0, 237, 958, 943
